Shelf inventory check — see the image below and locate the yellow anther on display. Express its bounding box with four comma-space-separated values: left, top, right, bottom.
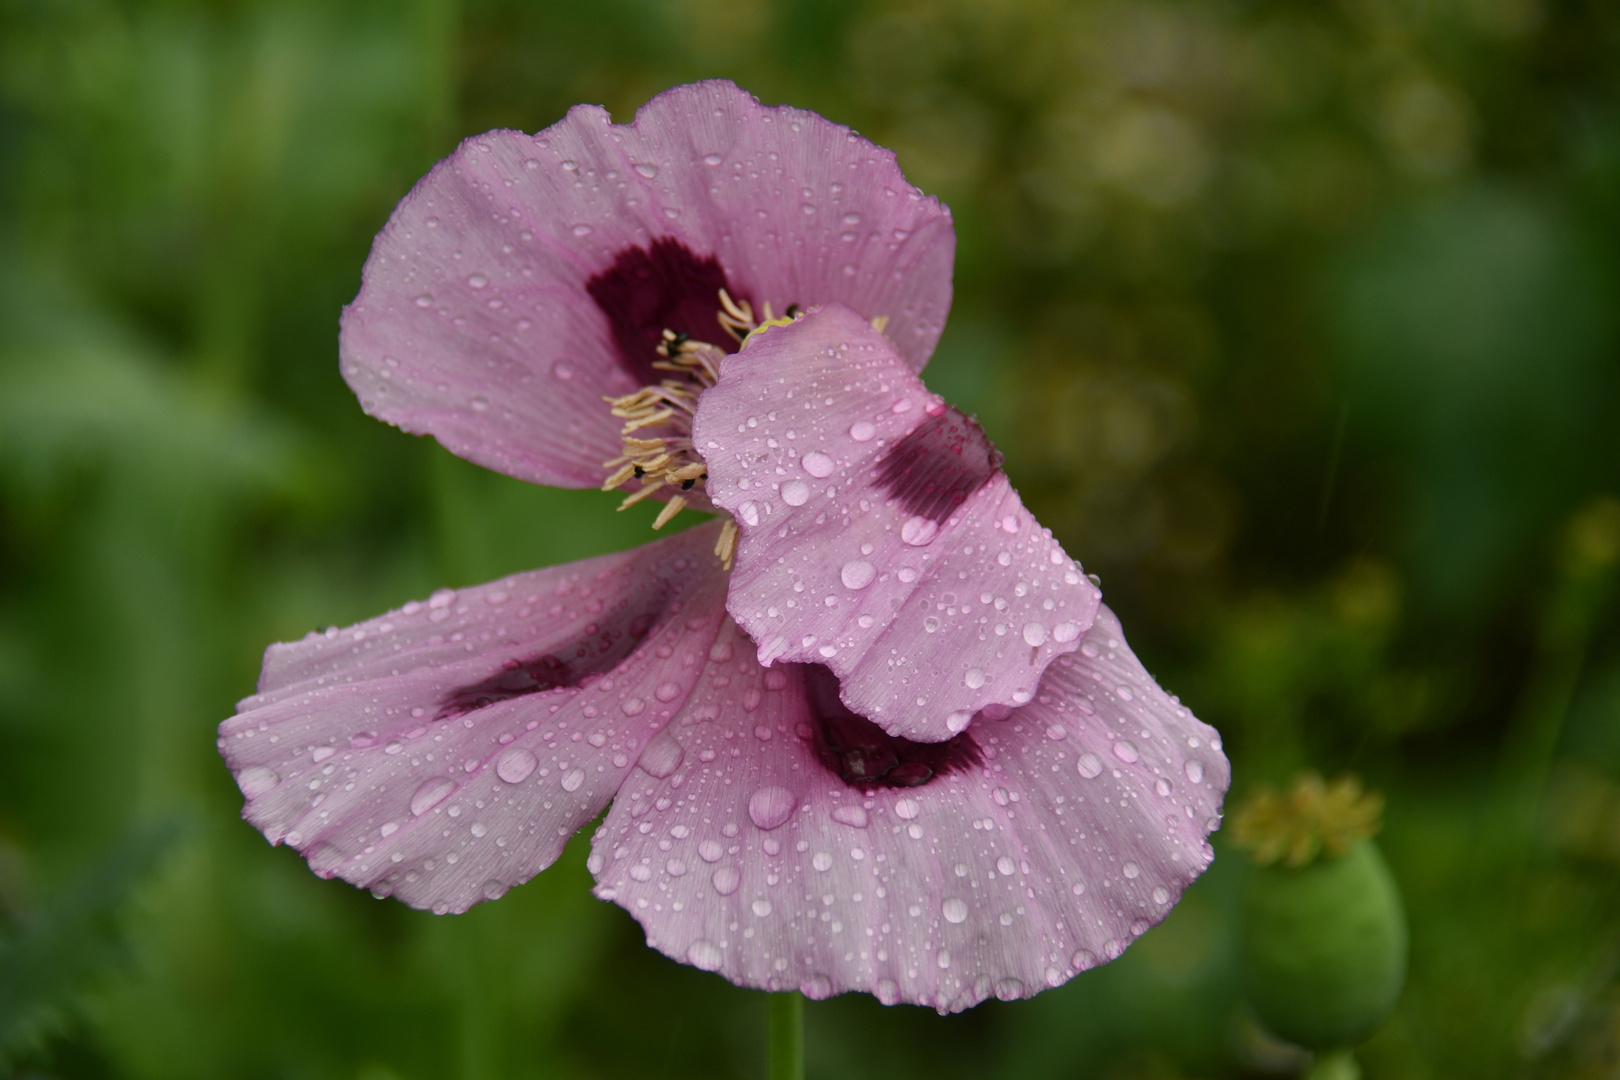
715, 519, 739, 570
652, 496, 688, 530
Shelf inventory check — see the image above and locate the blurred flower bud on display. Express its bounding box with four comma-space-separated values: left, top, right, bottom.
1232, 773, 1408, 1052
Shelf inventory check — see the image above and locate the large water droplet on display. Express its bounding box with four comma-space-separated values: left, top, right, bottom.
849, 420, 876, 442
688, 939, 724, 970
738, 500, 760, 527
812, 851, 833, 871
712, 865, 741, 894
560, 767, 586, 792
751, 898, 773, 917
1077, 753, 1103, 779
781, 479, 810, 506
942, 897, 969, 924
410, 778, 456, 816
637, 730, 684, 778
1113, 741, 1140, 764
996, 855, 1016, 876
633, 163, 658, 178
841, 560, 876, 590
496, 747, 538, 783
748, 786, 795, 830
831, 805, 869, 828
1022, 622, 1048, 647
237, 766, 278, 799
1185, 759, 1204, 784
802, 450, 835, 477
964, 668, 986, 689
901, 516, 939, 546
994, 977, 1025, 1001
467, 273, 489, 289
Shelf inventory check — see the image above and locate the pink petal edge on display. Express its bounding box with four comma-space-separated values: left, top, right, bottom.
340, 80, 954, 490
220, 525, 729, 914
590, 604, 1228, 1012
694, 304, 1102, 743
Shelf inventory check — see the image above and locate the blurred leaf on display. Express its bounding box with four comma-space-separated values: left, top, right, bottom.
0, 820, 184, 1071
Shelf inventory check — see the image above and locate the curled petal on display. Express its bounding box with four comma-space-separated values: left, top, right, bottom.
590, 604, 1227, 1011
694, 304, 1101, 742
340, 80, 954, 488
219, 525, 729, 914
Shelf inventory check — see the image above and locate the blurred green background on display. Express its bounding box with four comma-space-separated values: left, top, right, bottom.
3, 0, 1619, 1076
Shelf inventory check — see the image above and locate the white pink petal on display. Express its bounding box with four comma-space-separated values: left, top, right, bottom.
694, 304, 1102, 743
340, 80, 954, 490
590, 605, 1226, 1010
219, 524, 730, 914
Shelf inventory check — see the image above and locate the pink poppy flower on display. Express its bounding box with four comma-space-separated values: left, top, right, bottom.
219, 80, 1229, 1013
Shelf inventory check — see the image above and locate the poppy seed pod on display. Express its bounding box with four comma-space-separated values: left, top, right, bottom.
1233, 774, 1407, 1051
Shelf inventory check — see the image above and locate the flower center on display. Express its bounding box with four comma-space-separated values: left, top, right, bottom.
802, 664, 982, 790
599, 290, 796, 568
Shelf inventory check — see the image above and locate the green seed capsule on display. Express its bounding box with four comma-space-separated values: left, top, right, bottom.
1237, 792, 1408, 1051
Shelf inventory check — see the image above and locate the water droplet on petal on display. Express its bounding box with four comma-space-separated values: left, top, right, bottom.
496, 748, 538, 783
467, 273, 488, 289
942, 897, 969, 923
964, 668, 986, 689
410, 778, 456, 816
712, 866, 741, 894
237, 766, 278, 799
831, 805, 869, 828
841, 560, 876, 590
1113, 741, 1140, 764
801, 450, 835, 477
552, 359, 575, 380
1053, 622, 1080, 643
781, 480, 810, 506
849, 420, 876, 441
633, 163, 658, 178
688, 939, 723, 970
748, 786, 796, 830
995, 978, 1025, 1001
1023, 622, 1048, 647
894, 798, 920, 820
738, 500, 760, 527
1077, 753, 1103, 779
901, 516, 939, 546
561, 767, 585, 792
1185, 759, 1204, 784
996, 855, 1016, 876
812, 851, 833, 871
637, 730, 684, 778
946, 710, 972, 733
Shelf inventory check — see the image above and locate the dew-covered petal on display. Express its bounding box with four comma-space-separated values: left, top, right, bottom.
219, 525, 730, 914
340, 80, 954, 489
694, 304, 1101, 742
588, 604, 1226, 1011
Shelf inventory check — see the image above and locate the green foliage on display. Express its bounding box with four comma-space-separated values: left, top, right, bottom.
1, 0, 1618, 1077
0, 821, 183, 1072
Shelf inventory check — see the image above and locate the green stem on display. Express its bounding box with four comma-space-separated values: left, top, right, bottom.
768, 992, 804, 1080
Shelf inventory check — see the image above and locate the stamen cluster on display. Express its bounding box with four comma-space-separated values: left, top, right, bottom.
601, 289, 798, 569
